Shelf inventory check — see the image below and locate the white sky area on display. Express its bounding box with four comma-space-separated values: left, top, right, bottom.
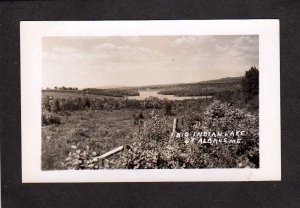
42, 35, 258, 88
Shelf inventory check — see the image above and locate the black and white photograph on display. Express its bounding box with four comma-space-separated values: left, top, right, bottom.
21, 20, 280, 182
41, 35, 259, 170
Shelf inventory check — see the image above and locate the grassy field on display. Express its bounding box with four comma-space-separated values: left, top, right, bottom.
42, 109, 137, 170
42, 103, 180, 170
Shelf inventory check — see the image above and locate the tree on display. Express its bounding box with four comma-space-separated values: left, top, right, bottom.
242, 66, 259, 102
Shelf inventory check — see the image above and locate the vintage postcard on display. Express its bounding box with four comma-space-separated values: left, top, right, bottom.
21, 20, 280, 182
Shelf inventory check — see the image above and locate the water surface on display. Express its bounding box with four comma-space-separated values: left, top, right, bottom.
128, 90, 211, 100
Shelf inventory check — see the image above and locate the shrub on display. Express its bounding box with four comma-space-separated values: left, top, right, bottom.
42, 112, 62, 125
63, 145, 102, 170
42, 96, 51, 112
132, 112, 145, 125
246, 95, 259, 111
164, 102, 174, 116
139, 112, 171, 144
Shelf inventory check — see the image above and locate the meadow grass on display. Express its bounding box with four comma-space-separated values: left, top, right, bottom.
42, 109, 140, 170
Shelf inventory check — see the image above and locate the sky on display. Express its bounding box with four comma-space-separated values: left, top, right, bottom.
42, 35, 258, 89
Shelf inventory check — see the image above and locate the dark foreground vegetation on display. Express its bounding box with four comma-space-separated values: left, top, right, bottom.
42, 67, 259, 170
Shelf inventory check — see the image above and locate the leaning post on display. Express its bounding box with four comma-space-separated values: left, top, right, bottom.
170, 118, 179, 139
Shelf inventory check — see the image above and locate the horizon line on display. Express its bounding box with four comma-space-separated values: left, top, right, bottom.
42, 75, 244, 90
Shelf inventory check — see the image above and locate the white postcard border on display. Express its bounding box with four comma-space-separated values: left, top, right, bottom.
21, 20, 280, 182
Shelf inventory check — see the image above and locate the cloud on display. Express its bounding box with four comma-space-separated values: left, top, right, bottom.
216, 44, 229, 53
42, 35, 258, 88
90, 43, 166, 67
94, 43, 119, 51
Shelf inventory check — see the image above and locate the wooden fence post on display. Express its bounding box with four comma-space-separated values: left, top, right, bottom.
170, 118, 178, 139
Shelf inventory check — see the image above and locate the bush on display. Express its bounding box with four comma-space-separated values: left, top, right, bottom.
144, 113, 171, 142
42, 112, 62, 125
51, 99, 61, 111
246, 95, 259, 111
132, 112, 145, 125
164, 102, 174, 116
42, 96, 51, 112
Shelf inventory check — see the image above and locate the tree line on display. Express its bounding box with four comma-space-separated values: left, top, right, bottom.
45, 86, 79, 90
215, 66, 259, 110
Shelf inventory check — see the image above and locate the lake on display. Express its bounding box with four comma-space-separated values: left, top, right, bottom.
127, 90, 211, 101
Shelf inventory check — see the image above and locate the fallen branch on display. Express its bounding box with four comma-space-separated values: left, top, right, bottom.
97, 146, 124, 159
